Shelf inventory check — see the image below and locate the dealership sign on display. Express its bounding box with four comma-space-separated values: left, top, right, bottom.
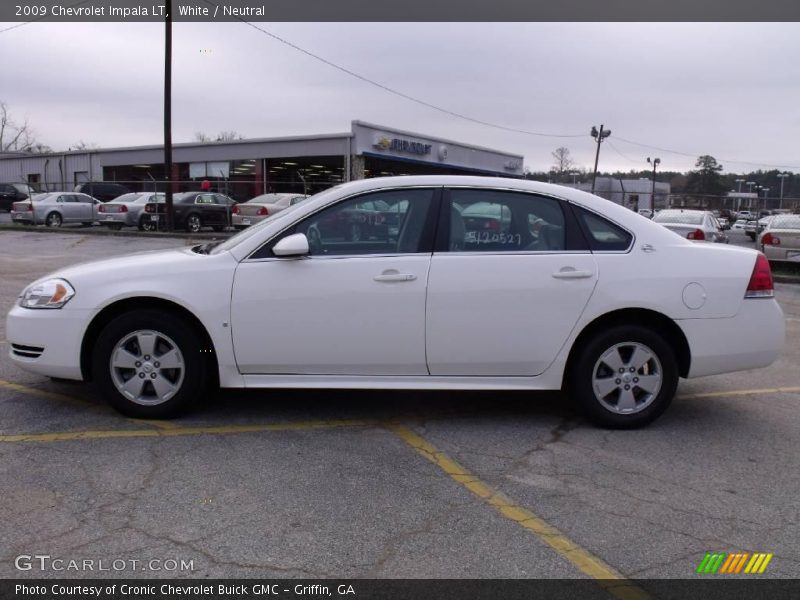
373, 134, 432, 156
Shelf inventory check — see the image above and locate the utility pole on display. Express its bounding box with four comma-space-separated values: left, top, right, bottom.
163, 0, 174, 231
777, 172, 790, 210
647, 157, 661, 212
590, 124, 611, 195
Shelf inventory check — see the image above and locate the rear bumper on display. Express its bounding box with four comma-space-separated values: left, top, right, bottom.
678, 298, 785, 378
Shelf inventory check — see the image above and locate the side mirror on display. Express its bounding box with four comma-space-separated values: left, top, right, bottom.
272, 233, 309, 257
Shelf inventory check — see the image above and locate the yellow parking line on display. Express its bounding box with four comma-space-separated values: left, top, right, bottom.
0, 419, 372, 443
127, 418, 183, 430
680, 386, 800, 399
388, 424, 650, 600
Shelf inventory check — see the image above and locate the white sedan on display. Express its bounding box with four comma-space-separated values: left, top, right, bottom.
652, 209, 727, 242
6, 176, 785, 428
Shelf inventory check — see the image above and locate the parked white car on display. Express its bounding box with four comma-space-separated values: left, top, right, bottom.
6, 176, 785, 428
10, 192, 101, 226
231, 193, 308, 229
97, 192, 164, 231
652, 209, 727, 242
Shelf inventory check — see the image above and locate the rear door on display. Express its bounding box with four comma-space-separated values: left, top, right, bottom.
426, 188, 598, 377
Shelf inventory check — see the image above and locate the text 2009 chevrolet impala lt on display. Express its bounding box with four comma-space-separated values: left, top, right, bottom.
6, 177, 785, 428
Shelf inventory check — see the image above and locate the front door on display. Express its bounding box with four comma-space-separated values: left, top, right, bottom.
230, 188, 439, 375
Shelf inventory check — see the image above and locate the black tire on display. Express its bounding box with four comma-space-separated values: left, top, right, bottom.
92, 309, 213, 418
567, 325, 678, 429
186, 213, 202, 233
139, 216, 156, 232
45, 212, 62, 227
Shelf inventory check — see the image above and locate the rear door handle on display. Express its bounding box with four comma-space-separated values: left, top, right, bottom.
552, 269, 594, 280
374, 272, 417, 282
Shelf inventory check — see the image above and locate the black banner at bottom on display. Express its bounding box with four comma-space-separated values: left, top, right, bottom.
3, 579, 800, 600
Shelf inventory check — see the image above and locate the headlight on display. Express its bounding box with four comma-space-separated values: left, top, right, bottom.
19, 278, 76, 309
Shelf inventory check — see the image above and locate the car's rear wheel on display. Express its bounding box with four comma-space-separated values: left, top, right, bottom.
567, 325, 678, 429
186, 213, 202, 233
139, 216, 155, 232
92, 309, 212, 418
46, 212, 62, 227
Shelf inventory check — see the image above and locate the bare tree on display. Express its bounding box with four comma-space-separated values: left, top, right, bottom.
0, 101, 38, 152
215, 130, 244, 141
70, 140, 99, 151
194, 131, 211, 142
551, 146, 576, 175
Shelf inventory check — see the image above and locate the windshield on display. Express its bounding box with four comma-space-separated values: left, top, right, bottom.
653, 210, 703, 225
209, 186, 343, 255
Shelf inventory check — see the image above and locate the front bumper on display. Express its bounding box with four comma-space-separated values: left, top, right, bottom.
678, 298, 785, 378
6, 303, 91, 380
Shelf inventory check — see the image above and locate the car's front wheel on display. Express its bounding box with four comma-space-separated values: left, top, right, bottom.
92, 309, 212, 418
46, 212, 62, 227
567, 325, 678, 429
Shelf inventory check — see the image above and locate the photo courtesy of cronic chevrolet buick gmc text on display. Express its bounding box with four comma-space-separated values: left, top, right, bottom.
6, 176, 785, 428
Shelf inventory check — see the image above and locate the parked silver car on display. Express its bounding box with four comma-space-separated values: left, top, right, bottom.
652, 209, 728, 243
759, 214, 800, 262
97, 192, 164, 230
11, 192, 100, 227
232, 193, 308, 229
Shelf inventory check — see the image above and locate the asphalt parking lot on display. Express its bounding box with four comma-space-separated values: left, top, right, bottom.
1, 229, 799, 590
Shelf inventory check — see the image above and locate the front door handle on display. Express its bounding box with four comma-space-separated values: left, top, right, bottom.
552, 268, 593, 280
374, 271, 417, 283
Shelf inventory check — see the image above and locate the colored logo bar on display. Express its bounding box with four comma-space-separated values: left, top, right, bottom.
697, 552, 773, 574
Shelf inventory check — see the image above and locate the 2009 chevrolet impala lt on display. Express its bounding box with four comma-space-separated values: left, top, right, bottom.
6, 176, 785, 428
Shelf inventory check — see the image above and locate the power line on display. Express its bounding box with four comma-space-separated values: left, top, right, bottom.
199, 0, 585, 139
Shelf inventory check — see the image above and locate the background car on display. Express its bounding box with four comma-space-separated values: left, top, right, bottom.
0, 182, 36, 211
652, 209, 727, 242
97, 192, 164, 231
10, 192, 100, 226
759, 214, 800, 261
142, 191, 237, 232
745, 214, 777, 240
717, 217, 730, 230
73, 182, 131, 202
637, 208, 653, 218
231, 193, 307, 229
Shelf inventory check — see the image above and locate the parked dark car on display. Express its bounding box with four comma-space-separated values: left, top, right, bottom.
0, 183, 35, 211
74, 182, 131, 202
142, 191, 237, 232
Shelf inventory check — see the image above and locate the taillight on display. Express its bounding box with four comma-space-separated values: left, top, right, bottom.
486, 220, 500, 231
145, 204, 153, 213
761, 233, 780, 246
26, 203, 33, 211
687, 229, 705, 240
232, 205, 240, 215
745, 253, 774, 298
258, 206, 269, 216
120, 205, 128, 213
98, 205, 106, 213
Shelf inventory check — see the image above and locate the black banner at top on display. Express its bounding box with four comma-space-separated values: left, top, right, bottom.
2, 0, 800, 22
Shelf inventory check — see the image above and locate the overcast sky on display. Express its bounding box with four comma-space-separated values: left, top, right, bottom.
1, 22, 798, 174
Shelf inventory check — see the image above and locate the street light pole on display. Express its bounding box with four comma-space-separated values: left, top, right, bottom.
590, 124, 611, 195
647, 157, 660, 212
746, 181, 756, 210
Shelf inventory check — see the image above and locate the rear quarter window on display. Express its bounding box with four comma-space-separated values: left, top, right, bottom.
573, 206, 633, 251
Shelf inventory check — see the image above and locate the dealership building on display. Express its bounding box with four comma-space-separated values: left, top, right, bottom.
0, 121, 525, 199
